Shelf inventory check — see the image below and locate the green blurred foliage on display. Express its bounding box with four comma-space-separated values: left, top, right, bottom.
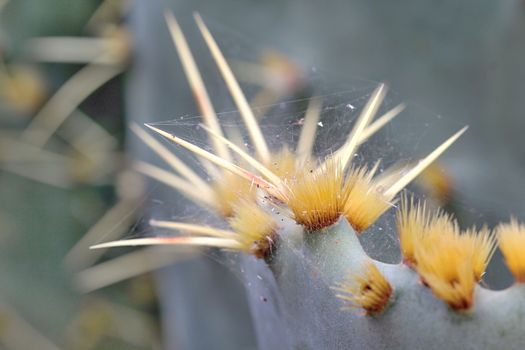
1, 0, 98, 48
0, 1, 158, 348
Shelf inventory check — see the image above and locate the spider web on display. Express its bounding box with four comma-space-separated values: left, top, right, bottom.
118, 73, 475, 348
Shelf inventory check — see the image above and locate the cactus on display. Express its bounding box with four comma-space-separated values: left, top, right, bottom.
94, 10, 525, 350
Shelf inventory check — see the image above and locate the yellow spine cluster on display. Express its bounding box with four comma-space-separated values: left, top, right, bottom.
397, 198, 496, 311
497, 219, 525, 283
333, 261, 393, 315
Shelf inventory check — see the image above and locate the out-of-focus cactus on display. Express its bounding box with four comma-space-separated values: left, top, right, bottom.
0, 2, 167, 348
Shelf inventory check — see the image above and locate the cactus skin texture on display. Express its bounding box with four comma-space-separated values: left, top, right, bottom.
251, 217, 523, 350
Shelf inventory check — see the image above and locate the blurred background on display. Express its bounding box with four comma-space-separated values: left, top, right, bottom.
1, 0, 524, 349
